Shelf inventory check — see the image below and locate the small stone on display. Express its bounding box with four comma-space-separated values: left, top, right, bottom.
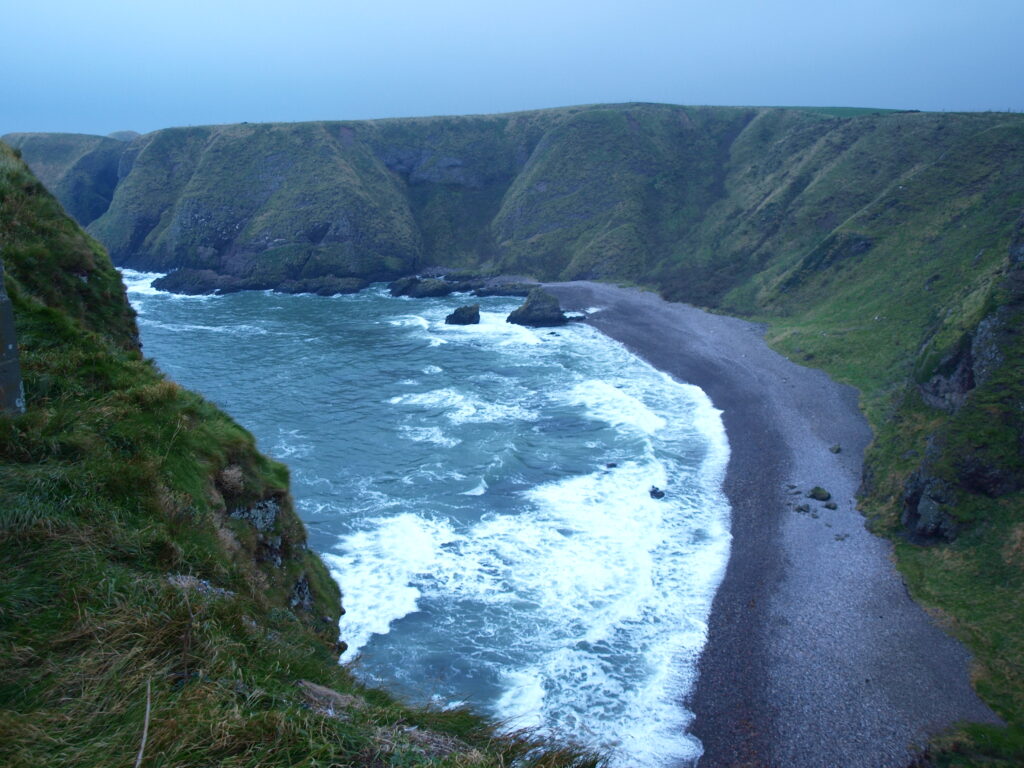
830, 444, 842, 454
808, 486, 831, 501
825, 501, 838, 510
795, 503, 810, 513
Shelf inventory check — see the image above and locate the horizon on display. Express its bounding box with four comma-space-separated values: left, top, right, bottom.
5, 101, 1022, 141
3, 0, 1022, 136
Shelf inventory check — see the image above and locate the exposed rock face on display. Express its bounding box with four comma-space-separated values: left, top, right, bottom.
506, 288, 568, 327
472, 281, 535, 298
902, 472, 959, 542
919, 340, 976, 412
389, 276, 458, 298
898, 216, 1024, 540
0, 258, 26, 414
230, 496, 282, 533
289, 574, 314, 611
445, 304, 480, 325
154, 269, 367, 296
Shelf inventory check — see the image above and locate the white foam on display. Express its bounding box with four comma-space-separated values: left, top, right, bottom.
422, 365, 443, 375
388, 388, 538, 424
461, 479, 488, 496
398, 426, 461, 448
388, 314, 430, 330
437, 311, 542, 346
137, 318, 268, 335
272, 428, 312, 459
564, 379, 667, 434
327, 514, 461, 653
118, 268, 166, 296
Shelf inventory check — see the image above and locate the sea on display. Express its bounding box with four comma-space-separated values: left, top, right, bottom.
121, 270, 732, 767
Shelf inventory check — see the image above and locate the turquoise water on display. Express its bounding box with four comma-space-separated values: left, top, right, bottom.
122, 270, 731, 767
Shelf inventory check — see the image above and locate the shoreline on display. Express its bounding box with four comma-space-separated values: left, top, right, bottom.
546, 282, 998, 767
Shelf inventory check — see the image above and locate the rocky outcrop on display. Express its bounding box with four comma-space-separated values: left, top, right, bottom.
506, 288, 568, 327
897, 214, 1024, 540
445, 304, 480, 325
902, 471, 959, 542
0, 258, 25, 414
472, 281, 536, 298
389, 276, 457, 298
155, 269, 368, 296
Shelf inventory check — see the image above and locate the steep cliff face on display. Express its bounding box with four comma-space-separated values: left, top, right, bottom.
14, 105, 1023, 305
1, 142, 592, 767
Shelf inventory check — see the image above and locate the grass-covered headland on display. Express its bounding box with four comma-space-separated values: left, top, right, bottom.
0, 145, 597, 766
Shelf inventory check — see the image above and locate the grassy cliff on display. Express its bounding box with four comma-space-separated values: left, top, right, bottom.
0, 143, 594, 766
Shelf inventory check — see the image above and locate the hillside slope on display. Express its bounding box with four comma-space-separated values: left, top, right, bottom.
0, 143, 593, 767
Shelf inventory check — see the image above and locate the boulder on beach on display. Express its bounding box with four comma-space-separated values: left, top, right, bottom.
506, 288, 568, 327
445, 304, 481, 325
808, 486, 832, 501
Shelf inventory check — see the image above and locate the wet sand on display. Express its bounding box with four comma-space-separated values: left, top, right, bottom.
546, 282, 998, 768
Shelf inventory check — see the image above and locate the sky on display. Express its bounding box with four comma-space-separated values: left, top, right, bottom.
2, 0, 1022, 136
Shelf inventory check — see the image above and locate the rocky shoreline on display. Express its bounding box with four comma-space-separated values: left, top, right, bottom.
545, 281, 999, 768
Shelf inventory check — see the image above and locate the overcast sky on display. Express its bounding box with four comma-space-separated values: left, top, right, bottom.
2, 0, 1022, 136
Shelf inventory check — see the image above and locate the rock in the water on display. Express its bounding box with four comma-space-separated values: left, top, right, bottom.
649, 485, 666, 499
808, 486, 831, 501
154, 268, 246, 295
445, 304, 480, 325
506, 287, 568, 327
824, 501, 838, 510
388, 276, 419, 296
390, 277, 458, 299
278, 276, 367, 296
829, 444, 842, 454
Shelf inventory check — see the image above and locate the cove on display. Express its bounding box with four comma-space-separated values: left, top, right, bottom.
122, 270, 731, 767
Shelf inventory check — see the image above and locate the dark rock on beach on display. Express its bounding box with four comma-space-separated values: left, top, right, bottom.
445, 304, 480, 325
506, 288, 568, 327
807, 486, 831, 501
473, 281, 536, 298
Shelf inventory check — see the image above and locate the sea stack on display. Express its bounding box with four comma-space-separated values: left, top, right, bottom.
506, 288, 569, 327
445, 304, 481, 325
